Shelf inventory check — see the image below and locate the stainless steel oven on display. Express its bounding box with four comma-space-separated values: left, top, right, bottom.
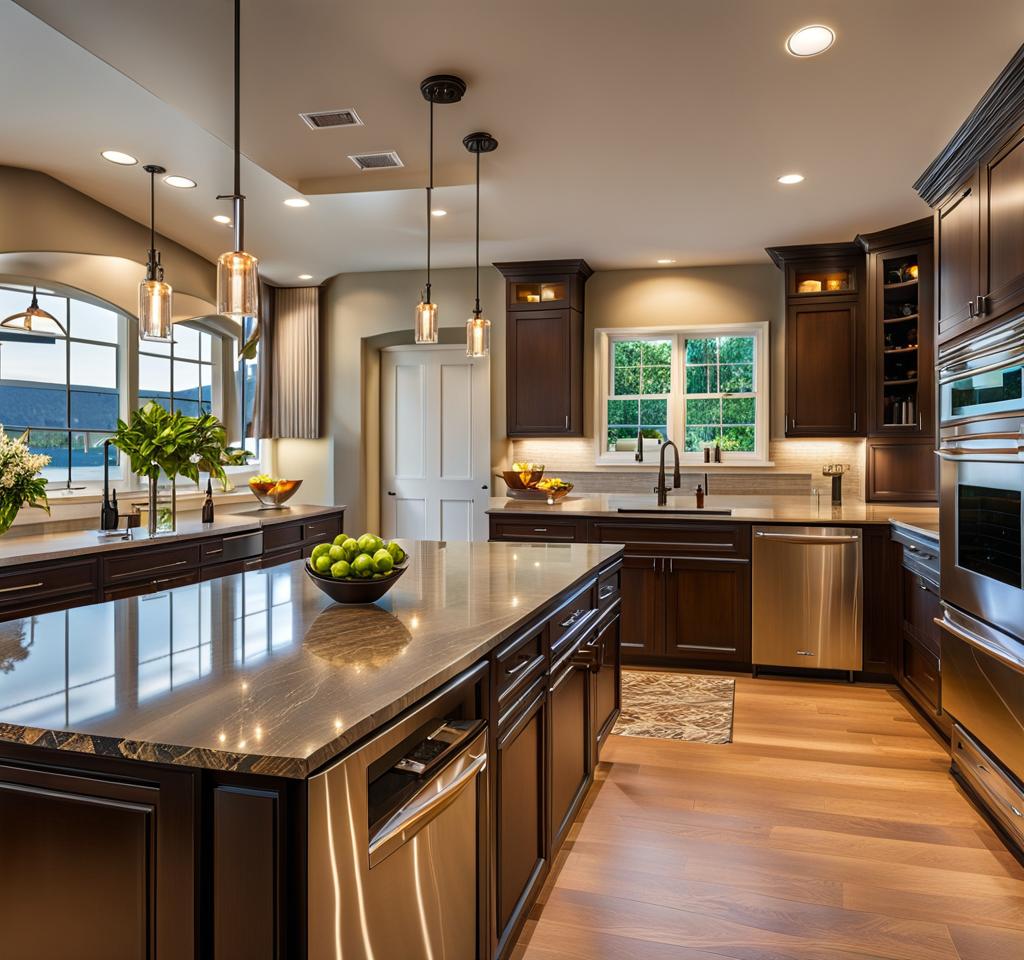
938, 315, 1024, 642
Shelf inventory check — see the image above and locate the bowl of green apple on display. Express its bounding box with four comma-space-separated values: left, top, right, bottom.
305, 532, 409, 604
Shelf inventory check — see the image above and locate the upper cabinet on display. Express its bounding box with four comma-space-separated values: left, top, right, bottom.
915, 45, 1024, 347
766, 243, 865, 438
497, 259, 592, 437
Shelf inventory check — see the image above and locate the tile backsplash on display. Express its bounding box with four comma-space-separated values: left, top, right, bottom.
506, 438, 867, 501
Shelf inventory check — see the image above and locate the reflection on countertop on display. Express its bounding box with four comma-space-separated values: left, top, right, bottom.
488, 493, 940, 528
0, 502, 345, 568
0, 540, 620, 778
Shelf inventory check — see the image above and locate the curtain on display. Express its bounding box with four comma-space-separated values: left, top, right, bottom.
253, 281, 275, 439
254, 284, 320, 439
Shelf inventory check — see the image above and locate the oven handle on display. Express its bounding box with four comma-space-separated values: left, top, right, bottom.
936, 450, 1023, 461
368, 733, 487, 867
937, 615, 1024, 676
938, 346, 1024, 384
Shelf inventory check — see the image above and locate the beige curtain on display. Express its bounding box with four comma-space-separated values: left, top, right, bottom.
258, 286, 320, 439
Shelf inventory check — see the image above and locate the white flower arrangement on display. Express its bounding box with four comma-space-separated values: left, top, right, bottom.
0, 425, 51, 534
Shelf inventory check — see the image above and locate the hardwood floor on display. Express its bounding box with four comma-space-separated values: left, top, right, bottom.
511, 676, 1024, 960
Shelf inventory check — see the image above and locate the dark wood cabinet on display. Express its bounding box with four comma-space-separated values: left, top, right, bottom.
935, 174, 981, 344
591, 608, 621, 756
785, 298, 862, 436
488, 515, 587, 543
497, 260, 592, 437
981, 122, 1024, 322
617, 555, 662, 660
548, 649, 590, 848
664, 556, 751, 664
861, 525, 900, 678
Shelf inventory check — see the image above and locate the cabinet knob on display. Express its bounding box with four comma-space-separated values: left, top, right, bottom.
967, 299, 976, 318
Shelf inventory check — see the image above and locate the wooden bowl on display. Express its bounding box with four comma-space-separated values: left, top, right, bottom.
304, 561, 409, 604
502, 469, 545, 490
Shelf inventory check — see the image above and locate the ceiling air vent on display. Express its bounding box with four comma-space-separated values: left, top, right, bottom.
348, 151, 404, 171
299, 108, 363, 130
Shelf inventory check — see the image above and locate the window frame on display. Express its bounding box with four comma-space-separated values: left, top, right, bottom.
594, 322, 771, 466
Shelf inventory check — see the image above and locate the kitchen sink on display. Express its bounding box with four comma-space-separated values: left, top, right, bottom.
615, 508, 733, 516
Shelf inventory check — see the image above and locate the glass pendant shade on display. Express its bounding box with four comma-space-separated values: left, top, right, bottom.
139, 278, 173, 341
414, 298, 438, 344
217, 250, 259, 318
466, 314, 490, 357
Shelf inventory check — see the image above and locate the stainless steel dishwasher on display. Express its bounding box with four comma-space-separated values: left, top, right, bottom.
307, 663, 488, 960
752, 526, 863, 676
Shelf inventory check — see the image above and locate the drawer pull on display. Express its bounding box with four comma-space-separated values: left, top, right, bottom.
533, 528, 549, 533
1011, 805, 1023, 818
598, 585, 616, 600
0, 581, 44, 594
111, 558, 189, 580
205, 548, 224, 556
560, 608, 587, 629
505, 653, 538, 676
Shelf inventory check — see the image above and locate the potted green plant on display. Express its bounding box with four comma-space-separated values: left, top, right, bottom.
0, 427, 50, 536
111, 401, 250, 535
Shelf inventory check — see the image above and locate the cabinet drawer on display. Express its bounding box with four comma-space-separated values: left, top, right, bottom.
550, 582, 598, 657
489, 517, 582, 542
304, 515, 342, 544
495, 625, 547, 709
200, 557, 263, 582
104, 569, 199, 601
597, 564, 621, 610
104, 544, 200, 585
901, 632, 940, 711
262, 521, 304, 552
0, 559, 97, 611
200, 531, 263, 564
590, 521, 749, 559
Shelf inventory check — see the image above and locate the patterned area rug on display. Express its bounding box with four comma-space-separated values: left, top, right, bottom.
613, 670, 735, 744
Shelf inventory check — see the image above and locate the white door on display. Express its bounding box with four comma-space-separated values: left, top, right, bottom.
381, 345, 490, 541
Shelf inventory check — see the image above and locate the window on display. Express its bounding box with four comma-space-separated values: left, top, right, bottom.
138, 323, 214, 417
598, 323, 769, 464
0, 285, 120, 482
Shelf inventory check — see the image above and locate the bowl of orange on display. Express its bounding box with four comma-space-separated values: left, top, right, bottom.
248, 475, 303, 508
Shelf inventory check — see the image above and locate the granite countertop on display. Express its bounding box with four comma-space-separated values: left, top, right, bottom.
0, 502, 345, 569
488, 493, 940, 528
889, 517, 940, 542
0, 540, 621, 778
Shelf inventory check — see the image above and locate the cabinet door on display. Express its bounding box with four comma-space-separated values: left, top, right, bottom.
900, 566, 942, 655
592, 611, 621, 758
506, 309, 581, 436
548, 655, 590, 848
981, 124, 1024, 322
495, 684, 547, 952
785, 300, 862, 436
862, 526, 899, 677
865, 439, 937, 503
935, 172, 981, 344
664, 557, 751, 664
618, 556, 663, 661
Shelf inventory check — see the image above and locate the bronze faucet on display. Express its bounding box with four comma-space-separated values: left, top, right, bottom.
655, 440, 681, 506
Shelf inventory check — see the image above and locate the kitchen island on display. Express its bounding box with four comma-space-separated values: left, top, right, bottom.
0, 540, 622, 959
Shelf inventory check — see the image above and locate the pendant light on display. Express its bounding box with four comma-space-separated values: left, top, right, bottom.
1, 286, 63, 334
463, 132, 498, 357
139, 164, 173, 341
415, 75, 466, 343
217, 0, 259, 346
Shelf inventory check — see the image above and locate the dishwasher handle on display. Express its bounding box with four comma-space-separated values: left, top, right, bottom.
368, 730, 487, 867
754, 532, 860, 544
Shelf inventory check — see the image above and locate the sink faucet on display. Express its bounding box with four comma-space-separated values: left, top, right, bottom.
654, 440, 681, 506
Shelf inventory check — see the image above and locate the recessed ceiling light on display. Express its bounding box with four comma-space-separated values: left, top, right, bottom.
163, 175, 196, 189
656, 258, 677, 265
431, 209, 447, 217
101, 150, 137, 165
778, 173, 805, 184
785, 24, 835, 58
213, 214, 232, 224
283, 197, 310, 207
298, 274, 313, 280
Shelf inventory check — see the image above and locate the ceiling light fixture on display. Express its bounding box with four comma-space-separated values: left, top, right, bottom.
415, 74, 466, 344
298, 274, 313, 280
656, 258, 677, 265
101, 150, 137, 165
431, 208, 447, 217
1, 285, 63, 334
283, 197, 310, 207
163, 175, 197, 189
785, 24, 835, 58
778, 173, 805, 184
464, 131, 498, 358
217, 0, 260, 358
139, 164, 173, 342
213, 214, 232, 224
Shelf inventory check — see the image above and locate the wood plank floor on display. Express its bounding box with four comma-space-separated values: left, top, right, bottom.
510, 676, 1024, 960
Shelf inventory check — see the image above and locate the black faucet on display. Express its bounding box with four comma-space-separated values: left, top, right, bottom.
634, 428, 644, 462
99, 439, 120, 531
654, 440, 681, 506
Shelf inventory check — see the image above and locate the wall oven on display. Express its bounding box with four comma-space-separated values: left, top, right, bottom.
938, 314, 1024, 641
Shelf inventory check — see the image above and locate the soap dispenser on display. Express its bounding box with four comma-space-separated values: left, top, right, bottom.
201, 479, 215, 524
695, 483, 705, 509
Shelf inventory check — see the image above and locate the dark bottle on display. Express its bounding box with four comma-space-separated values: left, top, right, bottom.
713, 442, 722, 463
695, 483, 705, 509
202, 479, 215, 524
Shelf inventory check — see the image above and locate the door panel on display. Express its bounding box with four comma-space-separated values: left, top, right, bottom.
549, 657, 589, 847
382, 347, 490, 540
506, 310, 577, 435
982, 125, 1024, 322
936, 173, 981, 343
665, 558, 751, 663
618, 556, 663, 660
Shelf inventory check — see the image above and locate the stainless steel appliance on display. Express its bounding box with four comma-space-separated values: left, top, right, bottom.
307, 664, 488, 960
938, 313, 1024, 640
938, 604, 1024, 849
752, 526, 863, 675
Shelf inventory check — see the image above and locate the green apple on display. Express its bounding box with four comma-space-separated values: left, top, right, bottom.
330, 559, 351, 579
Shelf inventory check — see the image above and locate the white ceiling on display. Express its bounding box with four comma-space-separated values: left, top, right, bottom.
3, 0, 1023, 284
